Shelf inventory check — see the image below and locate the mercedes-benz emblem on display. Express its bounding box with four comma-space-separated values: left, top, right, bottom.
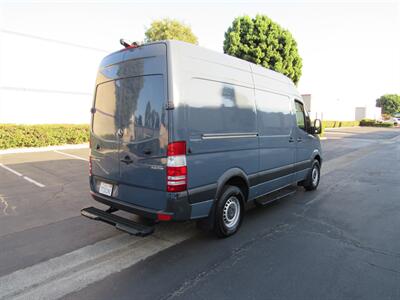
116, 128, 124, 138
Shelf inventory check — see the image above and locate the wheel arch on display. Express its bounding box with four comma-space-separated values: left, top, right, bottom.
312, 149, 322, 166
215, 168, 249, 203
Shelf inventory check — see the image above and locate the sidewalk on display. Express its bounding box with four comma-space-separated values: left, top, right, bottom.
0, 143, 89, 155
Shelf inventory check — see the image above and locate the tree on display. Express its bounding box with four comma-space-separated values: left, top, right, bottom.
376, 94, 400, 115
145, 18, 198, 44
223, 15, 302, 84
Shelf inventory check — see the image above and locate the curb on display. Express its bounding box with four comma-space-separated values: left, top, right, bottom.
323, 126, 360, 131
0, 144, 89, 155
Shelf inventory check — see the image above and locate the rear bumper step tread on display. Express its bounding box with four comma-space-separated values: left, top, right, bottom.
81, 207, 154, 237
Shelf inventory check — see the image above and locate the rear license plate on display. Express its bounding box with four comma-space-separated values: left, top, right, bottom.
99, 182, 113, 196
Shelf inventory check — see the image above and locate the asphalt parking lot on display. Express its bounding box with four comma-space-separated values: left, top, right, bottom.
0, 126, 399, 300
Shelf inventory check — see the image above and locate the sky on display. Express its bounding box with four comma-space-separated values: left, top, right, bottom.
1, 0, 399, 114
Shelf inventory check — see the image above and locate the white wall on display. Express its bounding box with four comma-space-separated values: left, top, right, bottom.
355, 106, 382, 121
0, 30, 107, 124
302, 93, 358, 121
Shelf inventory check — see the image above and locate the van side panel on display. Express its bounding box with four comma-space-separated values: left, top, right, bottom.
169, 43, 258, 216
252, 89, 296, 197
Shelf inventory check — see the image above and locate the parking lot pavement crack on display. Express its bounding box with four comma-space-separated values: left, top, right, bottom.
160, 223, 293, 300
0, 194, 16, 216
34, 184, 66, 210
52, 184, 66, 200
293, 213, 400, 259
364, 261, 400, 275
0, 195, 9, 216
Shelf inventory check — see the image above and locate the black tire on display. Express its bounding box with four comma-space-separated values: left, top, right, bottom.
213, 185, 244, 238
303, 160, 320, 191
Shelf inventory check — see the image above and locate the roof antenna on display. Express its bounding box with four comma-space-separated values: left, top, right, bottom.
120, 38, 139, 49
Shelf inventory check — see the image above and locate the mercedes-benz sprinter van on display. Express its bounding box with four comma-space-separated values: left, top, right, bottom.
81, 40, 322, 238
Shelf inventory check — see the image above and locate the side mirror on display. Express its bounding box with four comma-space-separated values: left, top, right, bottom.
308, 119, 322, 135
312, 119, 322, 135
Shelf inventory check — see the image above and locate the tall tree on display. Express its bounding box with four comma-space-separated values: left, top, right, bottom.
145, 18, 198, 44
376, 94, 400, 115
223, 15, 302, 84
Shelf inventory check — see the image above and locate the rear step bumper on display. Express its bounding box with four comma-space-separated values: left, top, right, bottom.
81, 207, 154, 237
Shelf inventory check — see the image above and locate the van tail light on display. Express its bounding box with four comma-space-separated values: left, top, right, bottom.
89, 156, 92, 176
157, 213, 172, 221
167, 141, 187, 192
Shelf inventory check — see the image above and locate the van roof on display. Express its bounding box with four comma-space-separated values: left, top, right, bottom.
101, 40, 300, 98
159, 40, 295, 85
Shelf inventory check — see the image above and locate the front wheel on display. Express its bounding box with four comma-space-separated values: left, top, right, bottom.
303, 160, 320, 191
213, 185, 244, 238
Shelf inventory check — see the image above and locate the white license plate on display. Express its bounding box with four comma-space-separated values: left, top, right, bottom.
99, 182, 113, 196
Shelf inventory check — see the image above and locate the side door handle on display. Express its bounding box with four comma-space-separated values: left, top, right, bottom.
143, 148, 152, 155
288, 137, 295, 143
121, 155, 133, 164
297, 137, 303, 142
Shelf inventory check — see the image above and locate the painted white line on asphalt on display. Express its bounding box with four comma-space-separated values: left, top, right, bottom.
0, 223, 196, 300
22, 176, 46, 188
0, 163, 45, 188
0, 163, 23, 176
54, 150, 89, 161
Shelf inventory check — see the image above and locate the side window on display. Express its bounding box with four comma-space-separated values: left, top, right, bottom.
256, 90, 293, 136
187, 79, 256, 134
295, 101, 306, 131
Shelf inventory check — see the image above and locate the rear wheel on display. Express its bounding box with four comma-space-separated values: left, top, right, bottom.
213, 185, 244, 238
303, 160, 320, 191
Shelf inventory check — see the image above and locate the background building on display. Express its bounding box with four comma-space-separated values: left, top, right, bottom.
1, 2, 398, 125
302, 94, 382, 121
0, 29, 108, 124
355, 106, 382, 121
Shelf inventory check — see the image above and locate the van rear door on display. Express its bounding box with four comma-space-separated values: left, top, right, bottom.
91, 79, 121, 182
118, 75, 168, 204
91, 74, 168, 210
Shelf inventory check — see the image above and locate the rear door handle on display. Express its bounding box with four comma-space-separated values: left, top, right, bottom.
121, 155, 133, 164
297, 137, 303, 142
288, 137, 295, 143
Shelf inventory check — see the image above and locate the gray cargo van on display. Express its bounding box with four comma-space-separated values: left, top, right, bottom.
81, 40, 322, 238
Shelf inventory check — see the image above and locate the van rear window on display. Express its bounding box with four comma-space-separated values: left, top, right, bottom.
92, 80, 119, 141
92, 75, 165, 142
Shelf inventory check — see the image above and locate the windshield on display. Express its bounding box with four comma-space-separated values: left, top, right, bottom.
92, 75, 166, 142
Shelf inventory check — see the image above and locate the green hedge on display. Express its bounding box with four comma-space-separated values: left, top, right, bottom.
0, 124, 90, 149
320, 120, 360, 136
359, 119, 393, 127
